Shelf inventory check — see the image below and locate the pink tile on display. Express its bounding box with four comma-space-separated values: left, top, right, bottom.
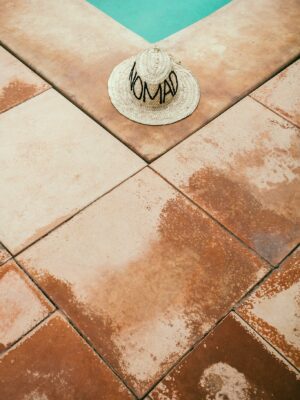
238, 247, 300, 368
0, 0, 299, 160
0, 260, 54, 351
252, 60, 300, 127
153, 97, 300, 264
0, 313, 134, 400
151, 313, 300, 400
0, 46, 49, 113
0, 89, 145, 253
17, 168, 268, 396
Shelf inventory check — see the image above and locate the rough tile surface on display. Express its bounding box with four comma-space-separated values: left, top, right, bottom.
153, 97, 300, 264
0, 313, 134, 400
252, 60, 300, 127
238, 247, 300, 369
18, 168, 268, 396
0, 46, 49, 113
0, 243, 10, 265
0, 260, 53, 351
0, 0, 299, 160
151, 313, 300, 400
0, 89, 144, 253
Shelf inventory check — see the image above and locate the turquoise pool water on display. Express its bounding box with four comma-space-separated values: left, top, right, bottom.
88, 0, 231, 42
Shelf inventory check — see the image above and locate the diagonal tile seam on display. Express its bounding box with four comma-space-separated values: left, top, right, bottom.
1, 40, 299, 163
0, 241, 12, 265
142, 249, 300, 396
0, 308, 57, 357
10, 258, 140, 399
147, 52, 300, 163
3, 164, 147, 258
233, 243, 300, 311
250, 92, 300, 129
0, 39, 147, 162
139, 310, 233, 399
147, 310, 300, 399
0, 85, 52, 115
148, 166, 274, 267
234, 312, 300, 373
8, 186, 293, 398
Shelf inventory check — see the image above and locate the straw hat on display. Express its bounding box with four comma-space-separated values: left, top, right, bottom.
108, 47, 200, 125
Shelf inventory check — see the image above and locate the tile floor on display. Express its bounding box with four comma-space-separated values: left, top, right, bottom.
0, 0, 299, 160
0, 46, 49, 114
0, 2, 299, 399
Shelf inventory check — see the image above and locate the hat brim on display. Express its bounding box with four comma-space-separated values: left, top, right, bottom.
108, 57, 200, 126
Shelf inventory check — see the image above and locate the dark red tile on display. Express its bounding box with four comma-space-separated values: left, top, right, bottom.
0, 313, 133, 400
238, 247, 300, 368
151, 313, 300, 400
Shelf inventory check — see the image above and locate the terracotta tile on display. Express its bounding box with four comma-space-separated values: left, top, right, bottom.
0, 313, 133, 400
0, 243, 10, 265
0, 1, 299, 160
151, 313, 300, 400
0, 46, 49, 113
252, 60, 300, 127
153, 97, 300, 264
238, 247, 300, 369
17, 168, 268, 396
0, 89, 144, 254
0, 260, 53, 352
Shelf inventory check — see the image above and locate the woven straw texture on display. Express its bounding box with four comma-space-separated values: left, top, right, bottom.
108, 48, 200, 125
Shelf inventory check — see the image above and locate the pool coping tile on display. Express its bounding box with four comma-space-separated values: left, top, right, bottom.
0, 0, 299, 160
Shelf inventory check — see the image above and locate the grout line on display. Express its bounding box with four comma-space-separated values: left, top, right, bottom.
0, 309, 56, 358
1, 41, 299, 164
0, 40, 149, 164
149, 166, 273, 267
276, 243, 300, 267
140, 310, 232, 398
250, 95, 300, 129
11, 165, 147, 258
13, 257, 139, 398
234, 312, 300, 373
54, 310, 140, 399
0, 86, 52, 116
234, 243, 300, 309
148, 53, 300, 163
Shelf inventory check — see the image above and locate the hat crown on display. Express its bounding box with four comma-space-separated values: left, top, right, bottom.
136, 48, 172, 84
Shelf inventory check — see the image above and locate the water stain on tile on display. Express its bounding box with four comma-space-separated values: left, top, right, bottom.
0, 46, 49, 113
18, 168, 268, 396
151, 313, 300, 400
0, 79, 39, 111
1, 1, 299, 160
153, 97, 300, 264
238, 247, 300, 368
0, 260, 53, 352
185, 166, 299, 264
252, 60, 300, 127
0, 313, 134, 400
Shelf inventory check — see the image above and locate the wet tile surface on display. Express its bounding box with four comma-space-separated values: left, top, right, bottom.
0, 243, 10, 265
238, 247, 300, 369
0, 313, 134, 400
0, 89, 144, 254
17, 168, 268, 396
153, 97, 300, 264
151, 313, 300, 400
0, 46, 49, 113
252, 60, 300, 127
0, 260, 53, 352
0, 0, 299, 160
